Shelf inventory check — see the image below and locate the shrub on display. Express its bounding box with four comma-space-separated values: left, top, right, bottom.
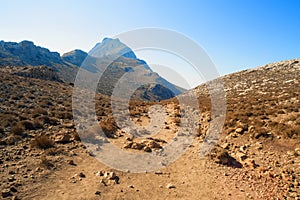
32, 135, 54, 149
11, 123, 25, 135
20, 120, 35, 130
32, 107, 48, 117
100, 117, 118, 138
40, 155, 54, 169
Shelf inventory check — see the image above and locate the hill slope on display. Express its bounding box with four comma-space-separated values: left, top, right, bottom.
0, 58, 299, 199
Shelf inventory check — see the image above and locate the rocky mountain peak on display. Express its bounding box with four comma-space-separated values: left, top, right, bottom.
90, 37, 137, 59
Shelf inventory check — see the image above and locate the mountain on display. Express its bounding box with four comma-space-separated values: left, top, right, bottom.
0, 39, 186, 101
0, 40, 61, 67
61, 49, 88, 66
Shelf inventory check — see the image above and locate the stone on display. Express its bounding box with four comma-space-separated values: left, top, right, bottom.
104, 171, 116, 180
78, 172, 86, 178
10, 186, 17, 193
143, 146, 152, 152
131, 142, 145, 150
221, 143, 230, 149
63, 123, 74, 128
123, 142, 133, 149
166, 183, 176, 189
2, 189, 12, 198
95, 171, 104, 176
95, 191, 101, 195
55, 134, 71, 143
67, 160, 75, 165
8, 176, 16, 182
147, 141, 161, 149
235, 128, 244, 134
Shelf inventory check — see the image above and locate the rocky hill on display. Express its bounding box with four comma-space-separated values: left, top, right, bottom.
0, 39, 185, 101
0, 58, 299, 199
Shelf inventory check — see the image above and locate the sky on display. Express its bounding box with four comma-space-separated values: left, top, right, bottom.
1, 0, 300, 88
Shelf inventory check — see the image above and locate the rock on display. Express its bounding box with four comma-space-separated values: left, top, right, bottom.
67, 160, 75, 165
100, 178, 107, 186
78, 172, 86, 178
221, 143, 230, 149
131, 142, 145, 150
55, 134, 71, 143
95, 191, 101, 195
229, 132, 238, 138
10, 186, 17, 193
154, 171, 163, 175
63, 123, 74, 128
236, 152, 247, 161
123, 142, 133, 149
8, 176, 16, 182
235, 128, 244, 134
143, 146, 152, 152
104, 171, 116, 180
95, 171, 104, 176
287, 151, 295, 156
147, 141, 161, 149
255, 142, 263, 150
2, 189, 12, 198
166, 183, 176, 189
239, 145, 247, 152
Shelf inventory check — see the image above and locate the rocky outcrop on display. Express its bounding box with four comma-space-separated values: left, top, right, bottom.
0, 40, 62, 68
62, 49, 87, 67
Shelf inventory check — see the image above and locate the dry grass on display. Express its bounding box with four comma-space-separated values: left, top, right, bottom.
32, 135, 55, 149
11, 123, 25, 135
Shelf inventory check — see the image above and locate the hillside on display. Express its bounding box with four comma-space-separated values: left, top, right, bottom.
0, 58, 299, 199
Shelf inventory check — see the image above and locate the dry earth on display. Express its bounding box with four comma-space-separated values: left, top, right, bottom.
0, 59, 299, 199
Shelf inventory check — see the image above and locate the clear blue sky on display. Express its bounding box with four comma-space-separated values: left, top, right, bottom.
1, 0, 300, 87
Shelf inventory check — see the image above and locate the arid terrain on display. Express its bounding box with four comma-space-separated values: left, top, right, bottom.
0, 58, 299, 200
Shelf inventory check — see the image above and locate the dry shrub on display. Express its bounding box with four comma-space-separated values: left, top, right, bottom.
45, 147, 64, 156
11, 123, 25, 135
40, 155, 54, 169
55, 111, 73, 120
20, 120, 35, 130
0, 114, 16, 127
80, 125, 102, 143
48, 117, 59, 125
100, 117, 118, 138
33, 119, 44, 129
5, 135, 22, 145
33, 107, 48, 117
32, 135, 54, 149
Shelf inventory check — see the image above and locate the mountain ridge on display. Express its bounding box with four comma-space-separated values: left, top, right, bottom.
0, 39, 186, 101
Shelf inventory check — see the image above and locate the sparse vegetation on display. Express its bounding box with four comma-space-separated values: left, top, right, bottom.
32, 135, 55, 149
